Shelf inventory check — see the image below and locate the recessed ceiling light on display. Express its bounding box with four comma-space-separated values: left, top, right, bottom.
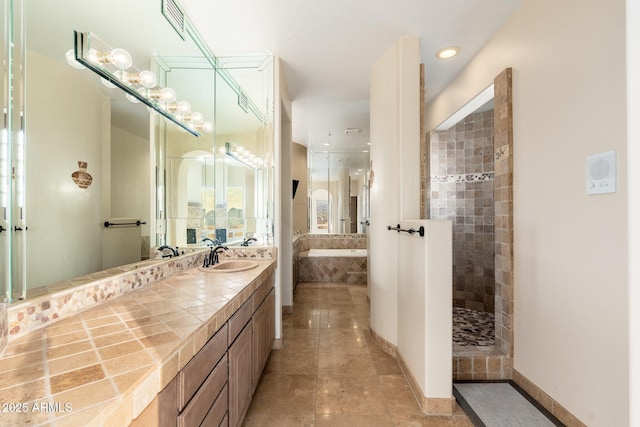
436, 46, 460, 59
362, 150, 369, 153
323, 143, 330, 146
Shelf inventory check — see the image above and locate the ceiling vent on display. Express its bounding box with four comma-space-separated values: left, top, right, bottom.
162, 0, 187, 40
344, 128, 361, 135
238, 91, 249, 112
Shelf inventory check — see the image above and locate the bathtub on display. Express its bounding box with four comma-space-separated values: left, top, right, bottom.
308, 248, 367, 257
297, 248, 367, 284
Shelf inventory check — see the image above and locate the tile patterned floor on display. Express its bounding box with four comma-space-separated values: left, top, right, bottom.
244, 282, 473, 427
452, 307, 495, 347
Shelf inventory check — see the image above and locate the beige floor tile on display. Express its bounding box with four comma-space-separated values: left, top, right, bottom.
317, 350, 376, 378
248, 373, 317, 416
379, 375, 424, 415
283, 309, 326, 329
242, 413, 316, 427
315, 413, 395, 426
316, 375, 387, 416
247, 282, 473, 427
369, 346, 404, 375
265, 348, 318, 375
281, 328, 320, 349
318, 329, 369, 350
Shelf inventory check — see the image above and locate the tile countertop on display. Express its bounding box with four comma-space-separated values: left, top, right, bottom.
0, 258, 277, 427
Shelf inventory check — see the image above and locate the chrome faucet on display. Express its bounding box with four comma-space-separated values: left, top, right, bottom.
158, 245, 179, 258
241, 237, 258, 247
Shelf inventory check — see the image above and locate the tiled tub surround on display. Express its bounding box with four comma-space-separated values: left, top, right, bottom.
294, 234, 368, 284
429, 110, 495, 313
0, 256, 277, 426
7, 246, 277, 341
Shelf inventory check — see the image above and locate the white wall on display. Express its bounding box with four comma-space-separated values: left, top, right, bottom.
275, 57, 292, 339
369, 39, 403, 344
26, 51, 105, 288
627, 0, 640, 425
425, 0, 628, 424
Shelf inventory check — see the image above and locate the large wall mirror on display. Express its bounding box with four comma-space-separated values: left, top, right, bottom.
0, 0, 274, 303
308, 149, 370, 234
163, 56, 273, 248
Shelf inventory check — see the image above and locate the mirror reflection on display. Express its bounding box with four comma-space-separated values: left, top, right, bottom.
308, 149, 370, 234
0, 0, 274, 303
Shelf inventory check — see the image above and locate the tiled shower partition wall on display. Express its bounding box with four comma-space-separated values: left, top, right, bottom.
422, 69, 514, 380
429, 110, 496, 313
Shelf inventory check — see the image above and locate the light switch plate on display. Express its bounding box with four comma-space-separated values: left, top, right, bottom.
586, 150, 616, 195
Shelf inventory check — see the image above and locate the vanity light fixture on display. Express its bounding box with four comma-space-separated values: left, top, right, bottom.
71, 31, 212, 136
225, 141, 263, 170
435, 46, 460, 59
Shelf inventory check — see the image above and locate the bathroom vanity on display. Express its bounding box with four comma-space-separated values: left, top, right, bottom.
0, 252, 277, 426
132, 271, 275, 427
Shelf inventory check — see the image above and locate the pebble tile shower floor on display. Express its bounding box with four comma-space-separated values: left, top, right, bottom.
244, 282, 473, 426
453, 307, 495, 347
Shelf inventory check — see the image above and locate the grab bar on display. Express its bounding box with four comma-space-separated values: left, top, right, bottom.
387, 223, 425, 237
103, 220, 147, 228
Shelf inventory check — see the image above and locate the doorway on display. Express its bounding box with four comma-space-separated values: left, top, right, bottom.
424, 68, 513, 380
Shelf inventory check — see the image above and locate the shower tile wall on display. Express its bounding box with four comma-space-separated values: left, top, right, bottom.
429, 111, 495, 313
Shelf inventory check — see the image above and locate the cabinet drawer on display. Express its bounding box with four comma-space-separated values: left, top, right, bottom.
178, 354, 228, 427
201, 383, 228, 427
228, 296, 253, 344
178, 323, 228, 410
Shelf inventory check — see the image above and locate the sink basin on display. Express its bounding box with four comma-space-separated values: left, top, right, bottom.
199, 260, 259, 273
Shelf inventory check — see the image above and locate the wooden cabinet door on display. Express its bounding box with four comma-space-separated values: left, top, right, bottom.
252, 300, 267, 393
130, 376, 178, 427
228, 323, 252, 427
266, 288, 276, 354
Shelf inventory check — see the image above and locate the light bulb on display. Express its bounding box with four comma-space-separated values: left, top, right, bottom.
202, 121, 213, 133
147, 87, 176, 104
65, 49, 85, 70
138, 70, 157, 88
116, 70, 157, 89
177, 101, 191, 114
160, 87, 177, 103
191, 112, 204, 123
110, 48, 132, 69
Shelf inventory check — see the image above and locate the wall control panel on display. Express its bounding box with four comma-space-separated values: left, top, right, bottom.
586, 150, 616, 195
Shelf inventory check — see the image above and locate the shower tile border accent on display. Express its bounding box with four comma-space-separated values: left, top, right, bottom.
7, 247, 277, 341
429, 172, 495, 184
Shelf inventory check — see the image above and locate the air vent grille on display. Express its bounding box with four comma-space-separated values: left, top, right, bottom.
162, 0, 187, 40
238, 91, 249, 112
